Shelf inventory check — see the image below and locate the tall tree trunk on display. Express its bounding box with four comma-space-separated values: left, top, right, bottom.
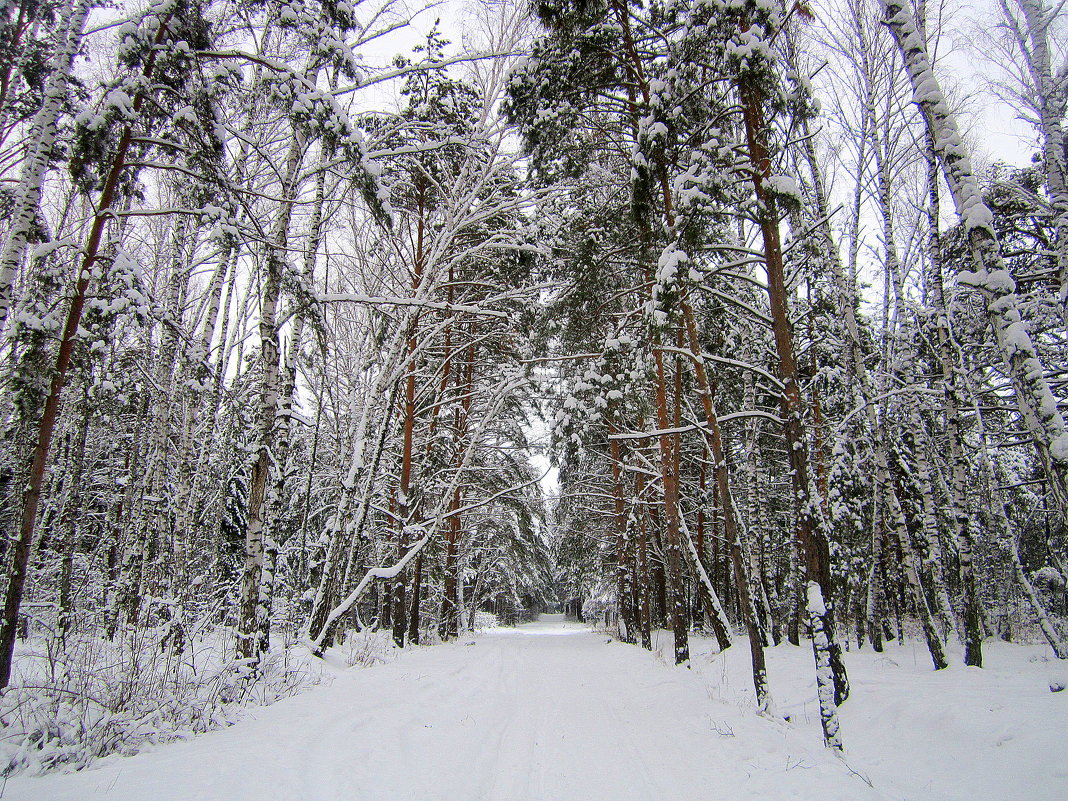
392, 347, 418, 649
408, 551, 423, 645
56, 391, 91, 641
309, 373, 526, 655
610, 429, 637, 644
872, 114, 949, 669
739, 78, 845, 748
966, 377, 1068, 657
237, 128, 307, 664
866, 489, 886, 653
634, 463, 653, 650
256, 152, 328, 655
441, 343, 474, 641
1014, 0, 1068, 329
652, 344, 690, 664
917, 48, 986, 667
0, 1, 43, 142
305, 322, 408, 645
608, 0, 693, 664
144, 211, 194, 595
682, 303, 768, 709
441, 482, 463, 640
391, 173, 430, 650
797, 64, 945, 669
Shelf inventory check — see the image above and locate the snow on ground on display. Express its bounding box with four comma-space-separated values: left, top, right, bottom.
4, 615, 1065, 801
683, 630, 1068, 801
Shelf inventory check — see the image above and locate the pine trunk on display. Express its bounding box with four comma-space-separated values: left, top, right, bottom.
739, 78, 845, 747
682, 303, 768, 708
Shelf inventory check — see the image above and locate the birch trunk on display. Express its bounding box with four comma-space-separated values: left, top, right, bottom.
872, 125, 949, 670
1013, 0, 1068, 328
308, 375, 528, 655
967, 379, 1068, 658
144, 211, 194, 593
796, 62, 951, 666
304, 318, 408, 643
886, 0, 1068, 528
237, 128, 306, 664
256, 152, 328, 654
0, 0, 91, 336
922, 118, 986, 666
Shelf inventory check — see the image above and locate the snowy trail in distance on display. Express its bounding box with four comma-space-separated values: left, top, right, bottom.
5, 615, 890, 801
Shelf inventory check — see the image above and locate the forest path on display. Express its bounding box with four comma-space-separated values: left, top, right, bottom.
6, 616, 889, 801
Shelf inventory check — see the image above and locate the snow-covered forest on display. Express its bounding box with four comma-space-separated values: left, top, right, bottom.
0, 0, 1066, 794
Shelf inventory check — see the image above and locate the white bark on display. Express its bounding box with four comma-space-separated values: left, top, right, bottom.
238, 129, 306, 663
885, 0, 1068, 527
1005, 0, 1068, 325
808, 582, 843, 751
0, 0, 91, 336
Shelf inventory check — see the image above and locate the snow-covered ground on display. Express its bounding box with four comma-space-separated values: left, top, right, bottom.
684, 630, 1068, 801
4, 615, 1065, 800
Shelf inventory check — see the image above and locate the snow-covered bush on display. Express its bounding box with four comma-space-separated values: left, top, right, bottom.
340, 628, 395, 668
582, 594, 616, 633
0, 630, 320, 777
1033, 566, 1066, 592
470, 611, 499, 631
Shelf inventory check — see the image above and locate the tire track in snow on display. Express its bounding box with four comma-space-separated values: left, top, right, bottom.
295, 640, 505, 801
482, 639, 549, 800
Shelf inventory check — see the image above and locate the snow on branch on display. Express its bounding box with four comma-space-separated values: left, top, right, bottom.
660, 345, 784, 391
316, 293, 509, 318
332, 51, 524, 97
440, 471, 548, 522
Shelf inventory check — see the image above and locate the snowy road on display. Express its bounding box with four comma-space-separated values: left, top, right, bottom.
4, 617, 894, 800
